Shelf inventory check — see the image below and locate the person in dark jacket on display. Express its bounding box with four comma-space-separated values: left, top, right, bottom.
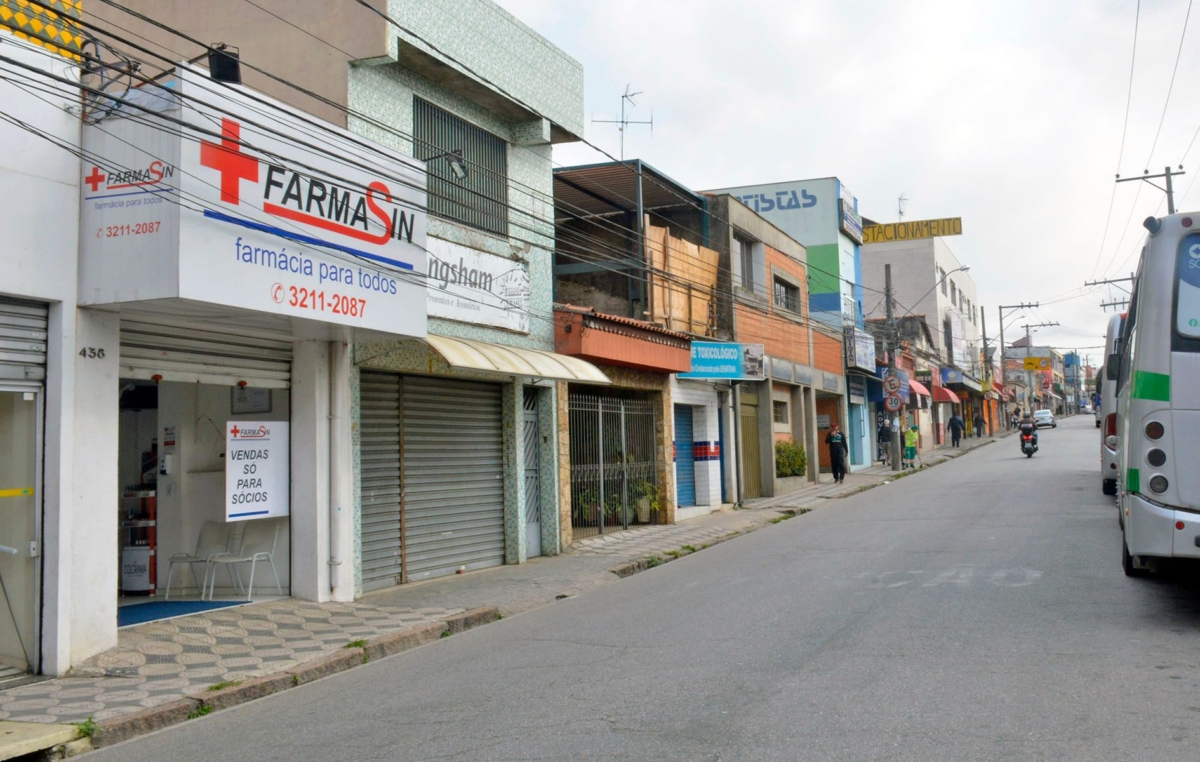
973, 412, 986, 438
877, 419, 893, 466
947, 413, 965, 447
825, 424, 849, 484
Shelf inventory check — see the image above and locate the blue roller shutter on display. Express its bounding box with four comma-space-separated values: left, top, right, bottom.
674, 405, 696, 508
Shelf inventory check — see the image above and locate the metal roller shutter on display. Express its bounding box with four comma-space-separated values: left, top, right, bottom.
674, 405, 696, 507
119, 320, 292, 389
359, 371, 403, 592
402, 376, 504, 582
0, 298, 48, 382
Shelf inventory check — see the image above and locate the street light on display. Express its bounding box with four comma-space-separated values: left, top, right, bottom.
429, 149, 469, 181
898, 265, 970, 321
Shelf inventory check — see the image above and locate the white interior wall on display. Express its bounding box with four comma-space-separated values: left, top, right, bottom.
155, 382, 291, 596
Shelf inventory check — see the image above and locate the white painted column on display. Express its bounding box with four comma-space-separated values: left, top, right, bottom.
328, 339, 355, 602
39, 302, 76, 675
67, 308, 119, 668
289, 340, 329, 602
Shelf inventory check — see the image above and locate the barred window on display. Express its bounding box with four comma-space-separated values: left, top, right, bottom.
774, 278, 800, 314
413, 98, 508, 236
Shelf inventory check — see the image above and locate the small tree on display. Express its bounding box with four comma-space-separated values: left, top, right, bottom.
775, 439, 808, 478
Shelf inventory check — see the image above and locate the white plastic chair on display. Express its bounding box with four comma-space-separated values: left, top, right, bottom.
165, 521, 232, 600
205, 519, 283, 601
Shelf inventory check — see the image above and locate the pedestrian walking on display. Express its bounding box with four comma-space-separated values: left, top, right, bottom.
877, 418, 892, 466
947, 412, 964, 447
904, 425, 919, 468
973, 412, 985, 439
825, 423, 849, 484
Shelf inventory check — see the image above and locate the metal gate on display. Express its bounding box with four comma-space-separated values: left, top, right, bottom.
402, 377, 504, 582
359, 372, 403, 591
523, 389, 541, 558
568, 392, 658, 539
740, 401, 762, 499
0, 298, 47, 382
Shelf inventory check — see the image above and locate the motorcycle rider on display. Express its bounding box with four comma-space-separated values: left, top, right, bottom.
1018, 410, 1038, 449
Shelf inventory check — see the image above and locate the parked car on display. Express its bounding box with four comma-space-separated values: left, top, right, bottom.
1033, 409, 1056, 428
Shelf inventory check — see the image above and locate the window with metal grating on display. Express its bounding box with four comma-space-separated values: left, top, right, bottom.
413, 98, 508, 237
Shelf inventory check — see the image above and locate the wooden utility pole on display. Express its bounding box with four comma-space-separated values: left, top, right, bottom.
886, 265, 902, 472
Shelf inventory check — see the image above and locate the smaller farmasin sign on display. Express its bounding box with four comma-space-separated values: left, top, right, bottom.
863, 217, 962, 244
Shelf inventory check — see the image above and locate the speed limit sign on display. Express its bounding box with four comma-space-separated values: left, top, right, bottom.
884, 393, 903, 412
883, 375, 901, 393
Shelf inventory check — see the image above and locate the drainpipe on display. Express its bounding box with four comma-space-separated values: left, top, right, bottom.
328, 339, 350, 597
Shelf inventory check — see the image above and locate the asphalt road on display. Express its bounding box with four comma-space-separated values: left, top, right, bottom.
94, 416, 1200, 761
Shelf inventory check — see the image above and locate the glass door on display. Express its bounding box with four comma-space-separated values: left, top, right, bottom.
0, 388, 41, 674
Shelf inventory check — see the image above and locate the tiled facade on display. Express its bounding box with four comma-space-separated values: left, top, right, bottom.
344, 2, 583, 591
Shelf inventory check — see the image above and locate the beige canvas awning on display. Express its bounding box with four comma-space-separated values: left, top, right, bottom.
424, 335, 610, 384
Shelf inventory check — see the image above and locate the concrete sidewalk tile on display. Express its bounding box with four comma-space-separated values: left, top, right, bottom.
92, 698, 200, 749
363, 621, 447, 661
0, 720, 79, 761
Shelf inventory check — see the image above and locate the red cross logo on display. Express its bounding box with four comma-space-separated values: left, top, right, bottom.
230, 425, 241, 438
84, 166, 106, 193
200, 117, 259, 205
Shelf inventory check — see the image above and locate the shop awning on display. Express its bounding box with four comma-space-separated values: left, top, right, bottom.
933, 385, 961, 404
424, 335, 611, 384
909, 378, 931, 397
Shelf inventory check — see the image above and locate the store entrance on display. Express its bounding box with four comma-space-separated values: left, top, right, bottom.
0, 388, 41, 677
117, 379, 291, 627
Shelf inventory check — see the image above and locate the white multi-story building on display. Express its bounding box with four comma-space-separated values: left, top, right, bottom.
861, 237, 983, 380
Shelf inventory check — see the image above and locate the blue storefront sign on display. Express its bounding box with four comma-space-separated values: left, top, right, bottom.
678, 342, 766, 380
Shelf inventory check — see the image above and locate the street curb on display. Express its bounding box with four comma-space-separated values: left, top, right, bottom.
92, 698, 200, 748
89, 607, 502, 750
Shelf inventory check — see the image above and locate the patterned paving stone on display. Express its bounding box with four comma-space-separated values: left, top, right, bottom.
0, 597, 464, 724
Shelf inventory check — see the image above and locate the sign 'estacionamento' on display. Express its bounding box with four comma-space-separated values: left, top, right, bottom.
862, 217, 962, 245
79, 67, 428, 339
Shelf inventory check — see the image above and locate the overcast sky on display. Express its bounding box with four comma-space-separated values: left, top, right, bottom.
496, 0, 1200, 363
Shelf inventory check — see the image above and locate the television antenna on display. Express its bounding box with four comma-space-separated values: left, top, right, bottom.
592, 84, 653, 160
897, 194, 909, 220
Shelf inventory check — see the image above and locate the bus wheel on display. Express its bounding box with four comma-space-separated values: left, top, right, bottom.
1123, 540, 1146, 577
1103, 478, 1117, 496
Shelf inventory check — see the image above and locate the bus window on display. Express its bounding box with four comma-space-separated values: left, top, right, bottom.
1177, 234, 1200, 338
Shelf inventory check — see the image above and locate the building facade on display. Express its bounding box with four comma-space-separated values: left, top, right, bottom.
8, 0, 596, 676
705, 177, 865, 470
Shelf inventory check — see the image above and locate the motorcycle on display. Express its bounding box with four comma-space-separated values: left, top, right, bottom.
1020, 427, 1038, 458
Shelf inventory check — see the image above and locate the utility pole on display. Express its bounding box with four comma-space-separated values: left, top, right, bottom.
998, 303, 1037, 414
1022, 322, 1059, 411
885, 265, 902, 472
591, 84, 653, 161
1116, 166, 1185, 214
981, 308, 992, 435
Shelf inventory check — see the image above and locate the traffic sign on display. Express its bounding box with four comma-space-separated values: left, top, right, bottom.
883, 375, 902, 393
1023, 357, 1051, 371
884, 393, 903, 412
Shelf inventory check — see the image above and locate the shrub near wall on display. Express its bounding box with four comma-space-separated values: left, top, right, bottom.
775, 439, 807, 478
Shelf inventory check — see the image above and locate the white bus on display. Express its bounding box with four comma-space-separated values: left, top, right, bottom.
1099, 312, 1124, 498
1115, 211, 1200, 575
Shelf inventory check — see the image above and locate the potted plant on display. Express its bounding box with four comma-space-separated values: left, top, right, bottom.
635, 481, 659, 524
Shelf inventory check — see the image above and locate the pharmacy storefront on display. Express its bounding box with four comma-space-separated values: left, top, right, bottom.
76, 66, 427, 644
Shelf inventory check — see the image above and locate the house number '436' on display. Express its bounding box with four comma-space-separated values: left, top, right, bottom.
79, 347, 106, 359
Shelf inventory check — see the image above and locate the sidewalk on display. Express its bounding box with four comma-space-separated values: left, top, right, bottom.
0, 429, 1007, 755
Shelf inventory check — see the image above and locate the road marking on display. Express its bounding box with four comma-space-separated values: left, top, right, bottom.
861, 566, 1043, 589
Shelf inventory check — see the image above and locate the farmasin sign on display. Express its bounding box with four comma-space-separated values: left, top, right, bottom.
863, 217, 962, 244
